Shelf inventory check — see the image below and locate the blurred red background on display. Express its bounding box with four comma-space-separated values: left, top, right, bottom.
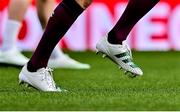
0, 0, 180, 51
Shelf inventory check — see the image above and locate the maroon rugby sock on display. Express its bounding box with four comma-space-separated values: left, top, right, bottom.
27, 0, 84, 72
108, 0, 160, 44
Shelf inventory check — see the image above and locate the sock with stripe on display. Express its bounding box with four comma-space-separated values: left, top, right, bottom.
108, 0, 160, 44
27, 0, 84, 72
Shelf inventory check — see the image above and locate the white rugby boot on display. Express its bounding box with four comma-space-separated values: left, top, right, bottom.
96, 35, 143, 77
19, 65, 61, 92
48, 54, 90, 69
0, 47, 28, 66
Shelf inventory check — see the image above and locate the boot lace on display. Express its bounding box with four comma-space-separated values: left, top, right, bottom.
40, 67, 56, 89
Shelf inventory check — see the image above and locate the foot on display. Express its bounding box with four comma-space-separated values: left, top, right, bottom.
0, 48, 29, 66
96, 35, 143, 77
19, 65, 61, 92
48, 54, 90, 69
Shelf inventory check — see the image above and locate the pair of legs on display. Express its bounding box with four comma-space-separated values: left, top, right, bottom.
19, 0, 160, 91
0, 0, 90, 69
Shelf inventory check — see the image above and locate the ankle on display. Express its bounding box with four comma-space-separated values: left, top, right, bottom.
108, 32, 123, 45
27, 61, 38, 72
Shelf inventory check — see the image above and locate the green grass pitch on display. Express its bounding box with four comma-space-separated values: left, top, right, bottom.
0, 51, 180, 111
